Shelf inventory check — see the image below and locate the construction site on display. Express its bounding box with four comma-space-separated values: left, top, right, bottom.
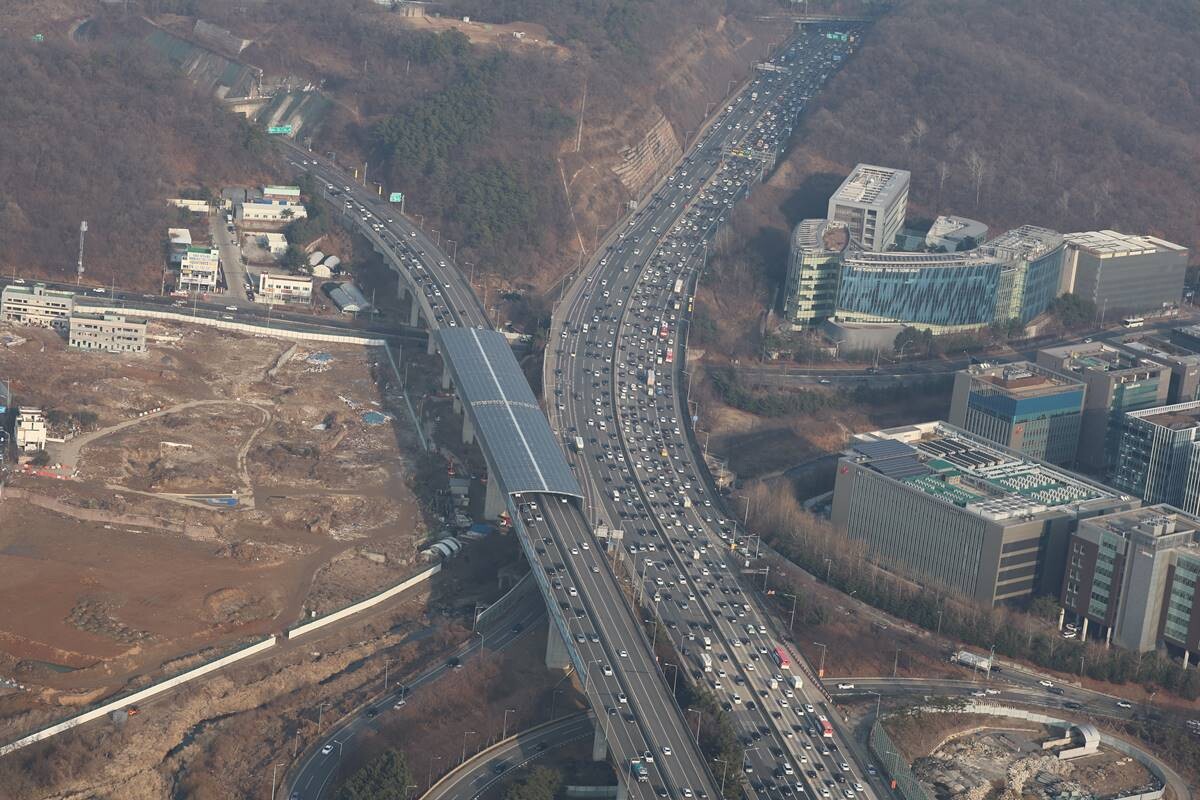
0, 319, 432, 728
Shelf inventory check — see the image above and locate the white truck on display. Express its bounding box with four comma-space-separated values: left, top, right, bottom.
701, 652, 713, 672
790, 675, 803, 690
951, 650, 992, 673
574, 435, 585, 452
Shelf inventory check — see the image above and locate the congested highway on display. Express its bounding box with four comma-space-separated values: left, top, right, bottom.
546, 27, 876, 800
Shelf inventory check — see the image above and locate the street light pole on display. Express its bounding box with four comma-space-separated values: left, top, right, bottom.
270, 762, 286, 800
686, 708, 702, 742
427, 756, 443, 788
462, 730, 477, 764
813, 642, 827, 677
502, 708, 517, 740
784, 592, 799, 632
665, 662, 679, 696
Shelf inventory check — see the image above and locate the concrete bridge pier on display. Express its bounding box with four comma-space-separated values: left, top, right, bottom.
545, 618, 572, 670
483, 477, 505, 520
453, 396, 462, 415
592, 718, 609, 761
462, 414, 475, 445
427, 330, 437, 355
410, 295, 422, 328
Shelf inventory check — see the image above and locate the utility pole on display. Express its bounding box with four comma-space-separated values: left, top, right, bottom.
575, 80, 588, 153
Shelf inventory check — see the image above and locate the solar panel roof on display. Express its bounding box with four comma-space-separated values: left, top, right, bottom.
437, 329, 582, 498
852, 439, 916, 460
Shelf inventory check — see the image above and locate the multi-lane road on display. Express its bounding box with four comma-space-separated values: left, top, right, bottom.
546, 26, 876, 800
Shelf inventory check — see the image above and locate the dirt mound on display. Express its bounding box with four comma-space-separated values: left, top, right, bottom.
200, 588, 277, 627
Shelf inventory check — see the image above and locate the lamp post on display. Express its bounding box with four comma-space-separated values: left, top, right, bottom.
893, 648, 902, 679
783, 592, 799, 632
824, 557, 833, 583
686, 707, 702, 742
502, 708, 517, 740
664, 662, 679, 696
461, 730, 477, 764
868, 690, 882, 720
384, 657, 393, 691
427, 755, 443, 788
270, 762, 286, 800
813, 642, 827, 678
715, 757, 730, 796
317, 702, 330, 734
550, 688, 564, 720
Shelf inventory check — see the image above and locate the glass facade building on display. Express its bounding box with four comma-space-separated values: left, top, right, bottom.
782, 219, 849, 328
1113, 401, 1200, 516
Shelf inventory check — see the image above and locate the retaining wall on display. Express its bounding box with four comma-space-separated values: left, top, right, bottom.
286, 564, 440, 639
80, 304, 388, 346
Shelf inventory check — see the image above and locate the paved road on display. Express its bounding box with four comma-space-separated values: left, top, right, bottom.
425, 713, 594, 800
210, 212, 251, 305
545, 26, 880, 800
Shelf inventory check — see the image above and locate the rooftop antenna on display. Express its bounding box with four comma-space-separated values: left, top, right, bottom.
76, 221, 88, 284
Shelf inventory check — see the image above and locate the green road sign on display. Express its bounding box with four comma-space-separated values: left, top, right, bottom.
267, 125, 294, 135
389, 192, 405, 203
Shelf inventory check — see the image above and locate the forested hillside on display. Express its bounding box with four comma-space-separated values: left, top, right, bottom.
0, 15, 270, 287
791, 0, 1200, 255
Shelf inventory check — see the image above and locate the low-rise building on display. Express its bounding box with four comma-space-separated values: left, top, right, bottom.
15, 408, 46, 452
261, 232, 288, 256
168, 228, 193, 264
262, 185, 301, 201
328, 283, 372, 313
1, 283, 75, 330
179, 247, 221, 294
237, 198, 307, 224
69, 313, 147, 354
258, 272, 312, 305
925, 215, 989, 252
1061, 505, 1200, 662
949, 362, 1086, 466
831, 421, 1135, 606
167, 198, 210, 214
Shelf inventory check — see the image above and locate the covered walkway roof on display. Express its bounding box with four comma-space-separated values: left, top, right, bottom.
437, 328, 582, 498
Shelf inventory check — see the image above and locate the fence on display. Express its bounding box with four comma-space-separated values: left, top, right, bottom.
80, 304, 389, 346
868, 720, 934, 800
286, 564, 441, 639
0, 636, 277, 758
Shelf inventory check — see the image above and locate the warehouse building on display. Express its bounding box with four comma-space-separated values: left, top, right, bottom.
1062, 230, 1188, 318
782, 219, 848, 328
0, 283, 75, 331
827, 164, 910, 252
262, 185, 301, 201
237, 198, 308, 224
258, 272, 312, 305
68, 313, 147, 354
831, 422, 1134, 606
1061, 505, 1200, 663
949, 362, 1086, 466
1037, 342, 1172, 474
328, 283, 372, 314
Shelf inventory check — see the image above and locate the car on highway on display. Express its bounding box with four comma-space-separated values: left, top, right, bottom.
1116, 700, 1132, 709
321, 742, 335, 755
1038, 679, 1054, 687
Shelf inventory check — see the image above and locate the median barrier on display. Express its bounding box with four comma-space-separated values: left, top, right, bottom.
286, 564, 441, 640
0, 635, 277, 758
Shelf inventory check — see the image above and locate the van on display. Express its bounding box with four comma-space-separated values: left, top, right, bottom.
613, 490, 620, 501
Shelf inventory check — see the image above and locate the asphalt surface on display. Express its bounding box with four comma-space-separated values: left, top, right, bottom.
425, 713, 594, 800
287, 593, 547, 800
544, 26, 885, 800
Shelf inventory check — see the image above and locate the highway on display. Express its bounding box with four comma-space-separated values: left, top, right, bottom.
546, 26, 877, 800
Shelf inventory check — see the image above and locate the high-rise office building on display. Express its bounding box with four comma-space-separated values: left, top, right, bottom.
987, 225, 1066, 324
1112, 400, 1200, 516
1061, 505, 1200, 662
949, 362, 1086, 466
782, 219, 848, 328
1061, 230, 1188, 318
827, 164, 910, 252
1037, 342, 1172, 474
830, 422, 1133, 606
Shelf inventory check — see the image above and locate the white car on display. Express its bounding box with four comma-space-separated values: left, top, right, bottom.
1039, 679, 1054, 688
837, 683, 855, 690
321, 743, 335, 755
662, 745, 673, 756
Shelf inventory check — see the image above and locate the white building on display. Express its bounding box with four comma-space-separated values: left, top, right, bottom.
179, 247, 221, 293
168, 227, 192, 265
1, 283, 75, 330
926, 215, 989, 252
258, 272, 312, 305
69, 313, 147, 354
261, 232, 288, 256
262, 185, 301, 201
238, 198, 307, 224
828, 164, 911, 252
16, 408, 46, 452
167, 198, 210, 213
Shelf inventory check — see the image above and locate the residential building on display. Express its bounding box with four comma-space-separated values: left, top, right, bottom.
1111, 401, 1200, 516
1061, 505, 1200, 663
179, 247, 221, 294
168, 228, 193, 264
830, 422, 1134, 606
0, 283, 75, 331
15, 408, 46, 452
782, 219, 848, 328
258, 272, 312, 305
827, 164, 910, 252
68, 313, 147, 354
926, 215, 989, 252
237, 198, 307, 224
949, 362, 1086, 465
1062, 230, 1188, 318
1037, 342, 1172, 473
262, 185, 301, 201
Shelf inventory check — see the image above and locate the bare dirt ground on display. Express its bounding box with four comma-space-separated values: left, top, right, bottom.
0, 320, 428, 713
383, 13, 568, 59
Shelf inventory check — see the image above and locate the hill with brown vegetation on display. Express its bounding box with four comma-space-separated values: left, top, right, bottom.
786, 0, 1200, 255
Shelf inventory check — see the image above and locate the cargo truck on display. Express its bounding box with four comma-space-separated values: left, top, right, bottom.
950, 650, 992, 673
790, 675, 803, 690
701, 652, 713, 672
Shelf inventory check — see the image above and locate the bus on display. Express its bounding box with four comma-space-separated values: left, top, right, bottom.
772, 646, 790, 670
1122, 316, 1145, 329
674, 278, 684, 295
817, 715, 834, 738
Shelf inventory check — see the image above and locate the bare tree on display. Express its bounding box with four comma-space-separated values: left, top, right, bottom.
945, 131, 962, 156
1057, 190, 1071, 224
964, 150, 987, 207
910, 117, 928, 150
936, 161, 951, 206
1049, 154, 1062, 185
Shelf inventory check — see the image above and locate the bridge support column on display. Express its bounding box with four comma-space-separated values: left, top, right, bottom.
1081, 616, 1089, 641
453, 396, 462, 415
462, 414, 475, 445
592, 718, 610, 761
484, 477, 505, 520
443, 364, 453, 391
545, 618, 572, 670
410, 296, 422, 328
427, 331, 437, 355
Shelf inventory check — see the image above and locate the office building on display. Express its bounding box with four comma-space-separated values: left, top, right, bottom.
1037, 342, 1171, 474
827, 164, 910, 252
1062, 230, 1188, 318
830, 422, 1133, 606
168, 228, 192, 265
1062, 505, 1200, 662
782, 219, 848, 328
926, 215, 989, 252
237, 198, 307, 224
0, 283, 75, 331
986, 225, 1066, 324
949, 362, 1086, 465
1116, 332, 1200, 404
1111, 401, 1200, 516
179, 247, 221, 294
258, 272, 312, 305
15, 408, 46, 452
68, 313, 147, 354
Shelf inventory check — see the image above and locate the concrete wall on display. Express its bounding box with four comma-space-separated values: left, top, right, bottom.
286, 564, 440, 639
79, 304, 387, 346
